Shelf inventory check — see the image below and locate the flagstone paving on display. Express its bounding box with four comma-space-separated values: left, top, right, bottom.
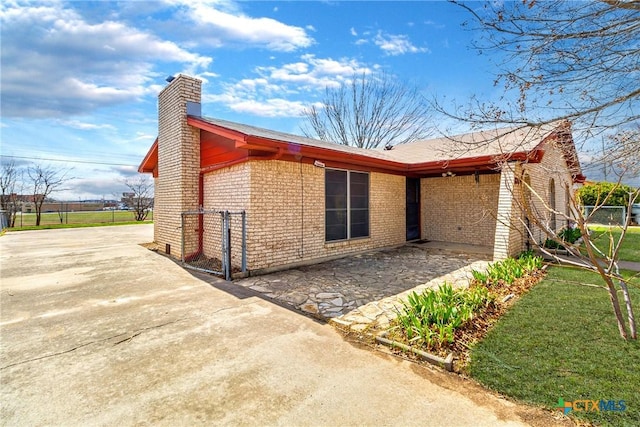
235, 245, 490, 325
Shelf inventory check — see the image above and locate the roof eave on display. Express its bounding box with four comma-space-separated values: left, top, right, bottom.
138, 138, 158, 176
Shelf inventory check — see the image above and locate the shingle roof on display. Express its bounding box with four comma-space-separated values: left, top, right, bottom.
200, 116, 395, 162
379, 123, 564, 164
199, 116, 565, 165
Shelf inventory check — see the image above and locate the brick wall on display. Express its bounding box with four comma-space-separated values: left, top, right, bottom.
199, 160, 406, 272
421, 173, 500, 246
491, 141, 575, 259
154, 75, 201, 258
520, 141, 575, 248
201, 162, 251, 269
493, 162, 521, 260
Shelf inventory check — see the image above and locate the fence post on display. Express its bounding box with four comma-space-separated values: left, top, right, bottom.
241, 210, 247, 273
181, 212, 185, 264
220, 211, 226, 278
225, 211, 232, 280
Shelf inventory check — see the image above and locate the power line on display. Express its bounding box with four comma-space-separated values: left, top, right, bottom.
5, 143, 145, 162
0, 154, 138, 167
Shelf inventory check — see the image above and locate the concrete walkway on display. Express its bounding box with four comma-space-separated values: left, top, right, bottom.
0, 225, 569, 426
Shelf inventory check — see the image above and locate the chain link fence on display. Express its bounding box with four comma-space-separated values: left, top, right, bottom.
181, 210, 246, 280
583, 205, 627, 226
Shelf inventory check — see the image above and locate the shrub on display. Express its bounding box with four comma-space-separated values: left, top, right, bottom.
543, 226, 582, 250
576, 181, 635, 207
394, 283, 493, 350
471, 252, 543, 286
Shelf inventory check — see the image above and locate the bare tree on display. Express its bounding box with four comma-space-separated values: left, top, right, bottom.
511, 156, 638, 340
434, 0, 639, 168
0, 160, 22, 227
122, 175, 154, 221
301, 73, 433, 149
26, 164, 72, 226
434, 1, 640, 340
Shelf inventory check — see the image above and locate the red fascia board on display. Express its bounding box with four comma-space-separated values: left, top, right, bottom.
574, 173, 587, 184
407, 150, 544, 174
138, 138, 158, 174
187, 116, 247, 142
190, 116, 549, 175
242, 135, 409, 171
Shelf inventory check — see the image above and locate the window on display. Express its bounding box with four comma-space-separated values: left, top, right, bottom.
325, 169, 369, 241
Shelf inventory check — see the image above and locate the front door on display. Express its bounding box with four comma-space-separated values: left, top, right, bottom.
406, 178, 420, 241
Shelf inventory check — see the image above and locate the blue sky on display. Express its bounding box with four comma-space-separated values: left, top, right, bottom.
0, 1, 554, 200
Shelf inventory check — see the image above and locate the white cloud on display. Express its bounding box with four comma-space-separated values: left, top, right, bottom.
134, 132, 156, 141
374, 31, 430, 56
221, 98, 309, 117
0, 1, 211, 118
206, 54, 375, 117
350, 27, 358, 36
59, 120, 116, 131
424, 20, 445, 29
169, 0, 314, 52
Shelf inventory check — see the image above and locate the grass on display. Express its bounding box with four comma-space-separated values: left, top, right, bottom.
587, 225, 640, 263
8, 210, 153, 228
470, 267, 640, 426
8, 220, 152, 231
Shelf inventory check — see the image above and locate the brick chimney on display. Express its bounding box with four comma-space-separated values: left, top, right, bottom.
154, 75, 202, 257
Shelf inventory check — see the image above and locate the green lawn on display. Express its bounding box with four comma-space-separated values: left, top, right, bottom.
470, 267, 640, 426
8, 221, 152, 231
587, 225, 640, 263
10, 210, 153, 227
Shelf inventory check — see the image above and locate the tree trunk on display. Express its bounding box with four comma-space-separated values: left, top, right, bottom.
618, 278, 637, 339
605, 279, 629, 340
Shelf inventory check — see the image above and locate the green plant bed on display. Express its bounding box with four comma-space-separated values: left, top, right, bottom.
470, 267, 640, 426
385, 253, 546, 371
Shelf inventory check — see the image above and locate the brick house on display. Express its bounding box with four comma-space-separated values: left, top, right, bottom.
139, 75, 585, 274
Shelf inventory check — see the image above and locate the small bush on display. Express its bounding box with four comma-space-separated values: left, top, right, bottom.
543, 226, 582, 250
394, 283, 493, 350
559, 227, 582, 243
471, 253, 543, 286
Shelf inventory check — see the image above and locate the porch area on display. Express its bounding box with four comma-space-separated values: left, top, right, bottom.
234, 242, 491, 321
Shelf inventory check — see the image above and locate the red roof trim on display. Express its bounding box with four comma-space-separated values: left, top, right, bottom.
140, 118, 563, 178
187, 116, 247, 142
138, 138, 158, 177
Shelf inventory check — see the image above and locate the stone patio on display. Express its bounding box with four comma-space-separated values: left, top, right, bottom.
235, 243, 491, 328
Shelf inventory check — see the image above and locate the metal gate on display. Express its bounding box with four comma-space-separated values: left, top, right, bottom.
181, 209, 246, 280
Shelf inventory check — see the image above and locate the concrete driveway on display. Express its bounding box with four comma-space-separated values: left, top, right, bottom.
0, 225, 566, 426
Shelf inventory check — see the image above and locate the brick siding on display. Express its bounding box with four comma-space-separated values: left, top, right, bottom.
154, 75, 201, 257
421, 173, 500, 246
152, 76, 578, 269
200, 160, 406, 272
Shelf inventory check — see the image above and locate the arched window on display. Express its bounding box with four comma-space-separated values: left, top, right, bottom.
549, 179, 556, 231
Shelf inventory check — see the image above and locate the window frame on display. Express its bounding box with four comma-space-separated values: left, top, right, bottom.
324, 168, 370, 242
